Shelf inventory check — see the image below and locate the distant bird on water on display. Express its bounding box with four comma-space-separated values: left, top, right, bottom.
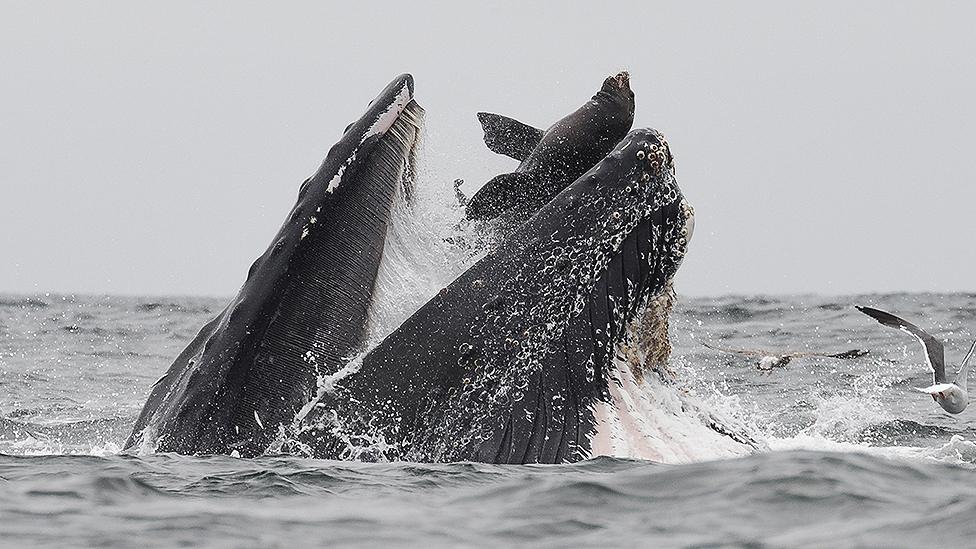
856, 305, 976, 414
700, 341, 869, 374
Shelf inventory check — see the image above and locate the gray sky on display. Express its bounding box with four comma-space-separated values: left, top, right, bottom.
2, 2, 974, 297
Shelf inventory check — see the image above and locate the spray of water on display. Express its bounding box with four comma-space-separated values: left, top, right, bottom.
363, 130, 487, 346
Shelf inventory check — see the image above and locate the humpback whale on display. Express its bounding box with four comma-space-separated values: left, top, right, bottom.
295, 128, 694, 463
126, 74, 425, 456
464, 71, 635, 228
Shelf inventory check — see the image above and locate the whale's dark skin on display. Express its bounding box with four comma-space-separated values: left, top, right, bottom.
297, 128, 691, 464
464, 72, 635, 228
125, 74, 425, 456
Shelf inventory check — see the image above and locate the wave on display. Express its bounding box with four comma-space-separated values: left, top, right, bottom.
136, 302, 214, 314
1, 450, 975, 547
0, 416, 132, 456
0, 297, 50, 308
857, 419, 956, 445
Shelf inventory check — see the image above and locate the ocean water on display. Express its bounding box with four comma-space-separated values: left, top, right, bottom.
3, 292, 976, 547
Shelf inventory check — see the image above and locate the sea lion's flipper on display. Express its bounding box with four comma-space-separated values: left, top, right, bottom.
465, 171, 537, 221
477, 112, 544, 162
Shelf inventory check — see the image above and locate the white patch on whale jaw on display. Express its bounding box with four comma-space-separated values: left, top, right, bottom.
300, 96, 424, 249
363, 82, 413, 142
317, 82, 415, 197
325, 151, 356, 195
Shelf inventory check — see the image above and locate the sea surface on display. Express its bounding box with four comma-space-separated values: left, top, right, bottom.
3, 292, 976, 547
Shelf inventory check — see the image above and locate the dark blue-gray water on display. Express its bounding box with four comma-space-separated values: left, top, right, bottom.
3, 293, 976, 547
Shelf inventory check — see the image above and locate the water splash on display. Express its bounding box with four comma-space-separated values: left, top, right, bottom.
364, 134, 486, 346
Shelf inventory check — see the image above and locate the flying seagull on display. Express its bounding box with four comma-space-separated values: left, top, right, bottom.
700, 341, 868, 373
856, 305, 976, 414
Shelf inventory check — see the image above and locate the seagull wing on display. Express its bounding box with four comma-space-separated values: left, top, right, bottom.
787, 349, 870, 359
701, 341, 767, 357
953, 338, 976, 392
914, 383, 956, 395
856, 305, 946, 383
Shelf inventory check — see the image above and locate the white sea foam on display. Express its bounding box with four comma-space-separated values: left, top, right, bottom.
6, 431, 122, 457
685, 352, 976, 467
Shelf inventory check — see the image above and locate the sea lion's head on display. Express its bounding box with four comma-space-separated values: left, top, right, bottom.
598, 70, 635, 117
